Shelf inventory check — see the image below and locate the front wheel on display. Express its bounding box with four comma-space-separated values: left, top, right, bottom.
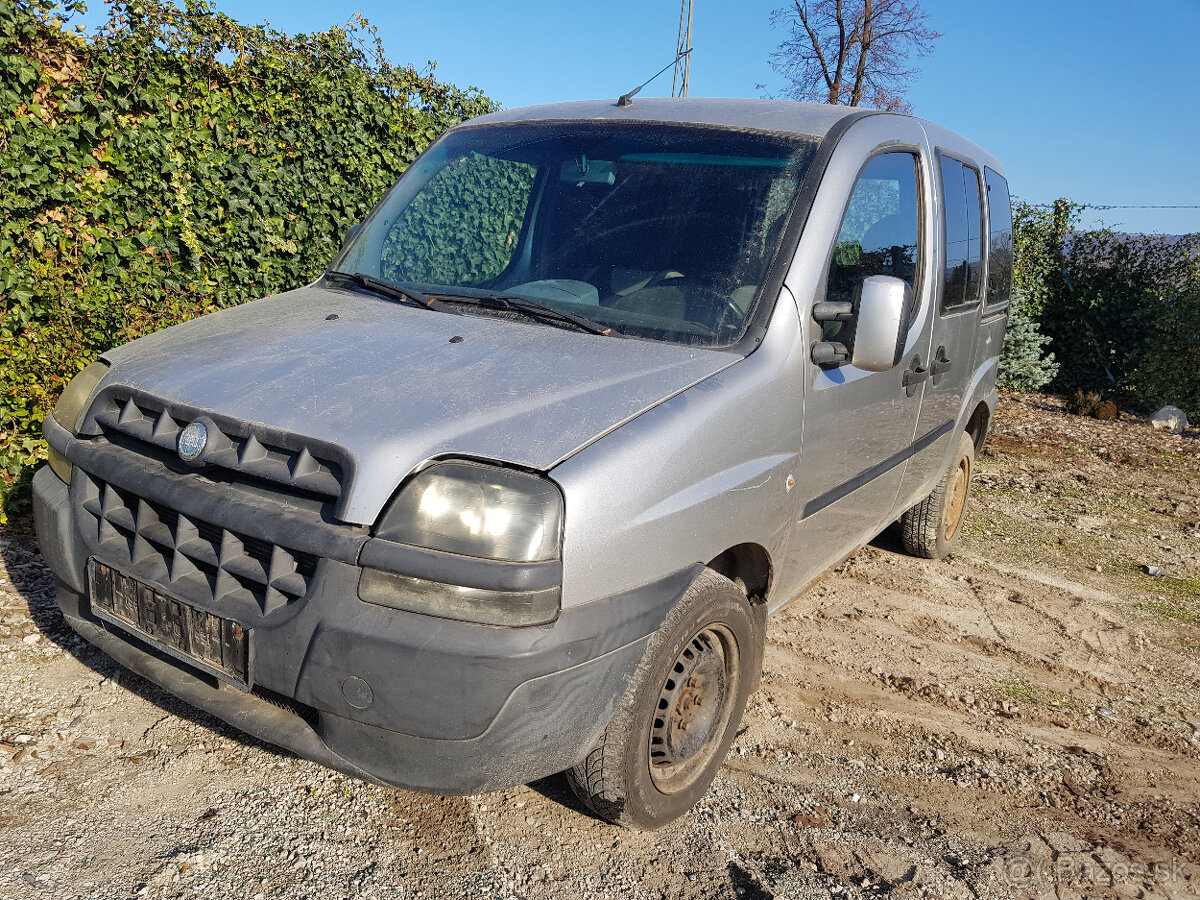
900, 430, 976, 559
566, 569, 759, 830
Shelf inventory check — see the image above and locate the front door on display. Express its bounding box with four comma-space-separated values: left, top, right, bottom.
775, 117, 938, 601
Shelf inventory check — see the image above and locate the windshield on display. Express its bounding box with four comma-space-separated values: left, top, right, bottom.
332, 122, 818, 347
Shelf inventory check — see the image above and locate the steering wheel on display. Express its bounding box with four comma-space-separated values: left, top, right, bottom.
677, 281, 746, 332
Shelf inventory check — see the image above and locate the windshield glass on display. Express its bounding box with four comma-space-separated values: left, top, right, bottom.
333, 122, 818, 347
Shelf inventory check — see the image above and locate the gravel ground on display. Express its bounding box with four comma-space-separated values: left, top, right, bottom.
2, 392, 1199, 899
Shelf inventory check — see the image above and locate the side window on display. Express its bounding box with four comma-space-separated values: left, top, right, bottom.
984, 167, 1013, 308
939, 155, 984, 310
964, 164, 984, 305
381, 154, 536, 287
823, 152, 921, 339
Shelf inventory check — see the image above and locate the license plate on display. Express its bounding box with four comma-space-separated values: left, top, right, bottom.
88, 560, 249, 688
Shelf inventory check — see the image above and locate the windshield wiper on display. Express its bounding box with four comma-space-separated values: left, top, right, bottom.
434, 293, 620, 337
327, 276, 619, 336
326, 271, 437, 308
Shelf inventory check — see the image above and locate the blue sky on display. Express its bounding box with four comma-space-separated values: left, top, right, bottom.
73, 0, 1199, 234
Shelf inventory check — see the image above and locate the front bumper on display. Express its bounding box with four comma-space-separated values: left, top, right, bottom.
34, 463, 696, 793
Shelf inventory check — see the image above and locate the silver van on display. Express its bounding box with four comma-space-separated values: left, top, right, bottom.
34, 99, 1011, 830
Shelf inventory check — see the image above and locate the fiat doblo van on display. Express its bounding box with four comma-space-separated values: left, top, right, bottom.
34, 98, 1012, 829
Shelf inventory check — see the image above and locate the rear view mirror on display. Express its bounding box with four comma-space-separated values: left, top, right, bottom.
851, 275, 909, 372
559, 157, 615, 185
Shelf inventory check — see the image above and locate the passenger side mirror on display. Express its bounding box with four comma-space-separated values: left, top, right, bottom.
341, 222, 361, 249
851, 275, 910, 372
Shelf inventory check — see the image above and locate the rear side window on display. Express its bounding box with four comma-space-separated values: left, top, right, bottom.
939, 155, 984, 311
984, 167, 1013, 309
824, 151, 921, 310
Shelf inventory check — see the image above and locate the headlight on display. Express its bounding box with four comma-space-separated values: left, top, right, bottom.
375, 461, 562, 562
47, 360, 110, 483
359, 461, 564, 626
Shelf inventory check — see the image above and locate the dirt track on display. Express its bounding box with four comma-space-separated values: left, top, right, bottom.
2, 393, 1199, 899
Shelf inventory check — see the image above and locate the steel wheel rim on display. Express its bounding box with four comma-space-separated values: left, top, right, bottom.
944, 455, 970, 541
648, 624, 739, 794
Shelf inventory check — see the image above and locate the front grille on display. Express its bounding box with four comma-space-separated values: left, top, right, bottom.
89, 388, 347, 504
79, 471, 319, 616
252, 686, 320, 728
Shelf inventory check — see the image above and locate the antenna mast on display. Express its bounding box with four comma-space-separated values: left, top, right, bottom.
671, 0, 694, 97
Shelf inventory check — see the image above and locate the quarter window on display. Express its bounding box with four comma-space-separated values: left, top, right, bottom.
984, 167, 1013, 308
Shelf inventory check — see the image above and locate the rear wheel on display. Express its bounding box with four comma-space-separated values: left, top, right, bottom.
900, 431, 976, 559
566, 569, 758, 830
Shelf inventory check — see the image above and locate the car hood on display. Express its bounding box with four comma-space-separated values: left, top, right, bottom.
101, 285, 740, 523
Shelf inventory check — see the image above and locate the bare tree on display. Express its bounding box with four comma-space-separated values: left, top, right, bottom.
768, 0, 940, 112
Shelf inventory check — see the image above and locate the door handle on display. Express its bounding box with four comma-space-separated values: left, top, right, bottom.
902, 355, 928, 396
929, 346, 952, 384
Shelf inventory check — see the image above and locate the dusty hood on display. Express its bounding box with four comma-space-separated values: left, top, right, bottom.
101, 285, 739, 523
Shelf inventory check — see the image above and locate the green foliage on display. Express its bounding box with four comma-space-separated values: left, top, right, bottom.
1011, 199, 1074, 318
1055, 229, 1200, 404
381, 153, 535, 286
1124, 284, 1200, 420
1011, 198, 1200, 416
997, 287, 1058, 391
0, 0, 496, 518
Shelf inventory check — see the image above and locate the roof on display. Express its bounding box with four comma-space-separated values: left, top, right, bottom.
466, 98, 880, 139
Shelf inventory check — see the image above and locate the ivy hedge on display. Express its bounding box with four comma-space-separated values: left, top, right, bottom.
1007, 199, 1200, 417
0, 0, 496, 519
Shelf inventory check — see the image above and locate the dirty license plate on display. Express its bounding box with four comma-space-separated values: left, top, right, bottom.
88, 560, 248, 687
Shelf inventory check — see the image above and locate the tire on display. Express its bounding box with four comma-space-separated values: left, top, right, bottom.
900, 431, 976, 559
566, 569, 759, 830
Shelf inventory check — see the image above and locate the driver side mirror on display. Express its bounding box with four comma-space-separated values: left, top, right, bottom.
851, 275, 910, 372
809, 275, 910, 371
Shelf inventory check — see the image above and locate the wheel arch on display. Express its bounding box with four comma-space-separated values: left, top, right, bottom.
964, 400, 992, 455
705, 543, 772, 605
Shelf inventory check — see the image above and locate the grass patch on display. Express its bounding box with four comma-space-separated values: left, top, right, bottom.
997, 678, 1037, 703
1133, 600, 1198, 623
1174, 577, 1200, 599
1140, 569, 1200, 601
992, 677, 1091, 713
1146, 446, 1200, 466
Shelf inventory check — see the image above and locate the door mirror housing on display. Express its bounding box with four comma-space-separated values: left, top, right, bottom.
851, 275, 909, 372
341, 222, 361, 249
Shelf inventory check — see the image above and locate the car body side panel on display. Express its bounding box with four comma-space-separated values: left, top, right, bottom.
552, 290, 806, 609
898, 357, 1001, 512
899, 140, 983, 503
894, 120, 1010, 512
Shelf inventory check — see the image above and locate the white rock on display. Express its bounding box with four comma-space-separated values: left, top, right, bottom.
1150, 405, 1189, 434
